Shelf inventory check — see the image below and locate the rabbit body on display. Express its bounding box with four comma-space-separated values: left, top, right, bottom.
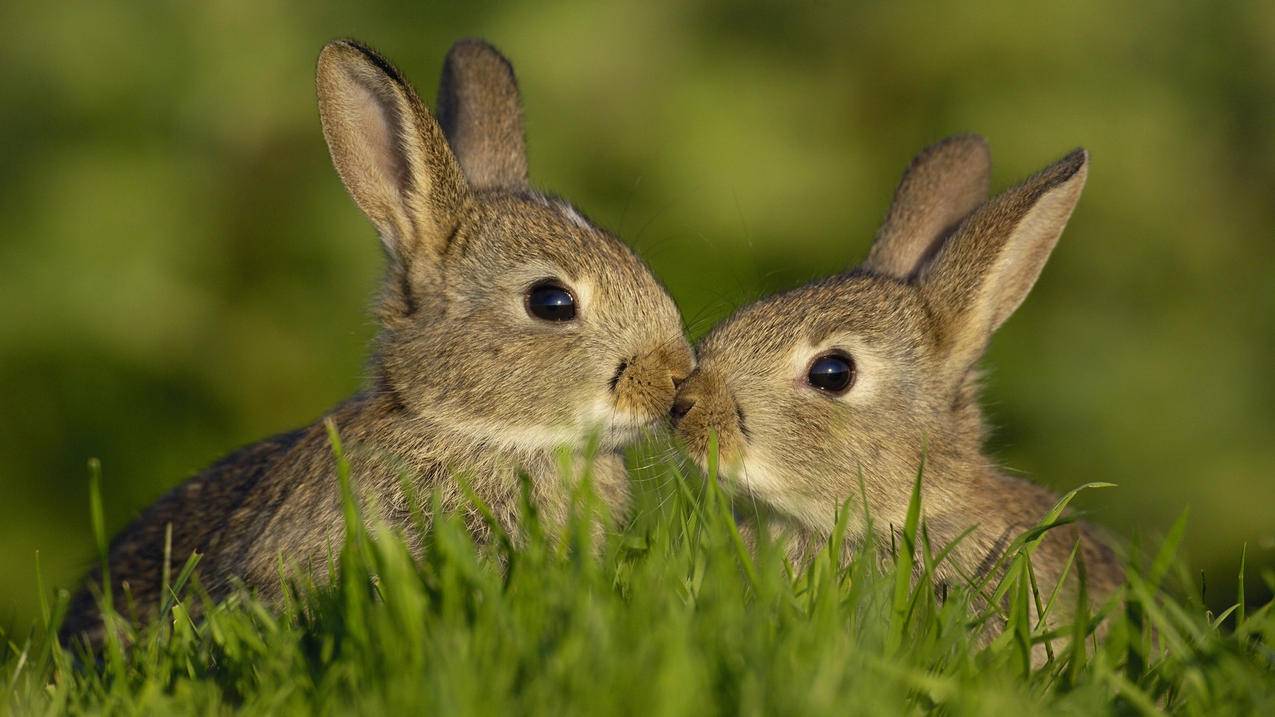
61, 39, 692, 644
673, 136, 1122, 622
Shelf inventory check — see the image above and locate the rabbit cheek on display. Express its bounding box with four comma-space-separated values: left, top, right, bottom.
721, 447, 833, 530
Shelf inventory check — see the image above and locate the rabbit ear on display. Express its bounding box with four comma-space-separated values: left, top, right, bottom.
863, 134, 991, 279
919, 149, 1088, 377
316, 40, 469, 270
435, 39, 529, 191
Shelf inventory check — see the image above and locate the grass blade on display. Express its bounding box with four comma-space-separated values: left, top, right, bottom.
887, 450, 925, 655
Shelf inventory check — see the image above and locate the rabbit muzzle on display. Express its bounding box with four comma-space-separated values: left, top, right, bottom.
605, 337, 693, 444
670, 368, 747, 470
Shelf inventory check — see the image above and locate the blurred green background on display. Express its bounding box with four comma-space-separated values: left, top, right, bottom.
1, 0, 1272, 631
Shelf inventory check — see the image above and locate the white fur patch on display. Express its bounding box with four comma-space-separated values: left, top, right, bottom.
729, 450, 838, 533
557, 202, 592, 231
450, 417, 584, 454
790, 336, 886, 408
449, 394, 649, 455
508, 262, 594, 323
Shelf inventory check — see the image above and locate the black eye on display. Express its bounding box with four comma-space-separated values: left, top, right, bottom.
807, 352, 856, 394
526, 281, 577, 322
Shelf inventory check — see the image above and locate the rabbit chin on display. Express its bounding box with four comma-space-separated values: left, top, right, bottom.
444, 399, 667, 456
699, 449, 837, 536
594, 408, 672, 451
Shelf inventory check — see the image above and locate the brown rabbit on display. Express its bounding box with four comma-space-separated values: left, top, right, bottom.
60, 38, 692, 645
671, 136, 1122, 628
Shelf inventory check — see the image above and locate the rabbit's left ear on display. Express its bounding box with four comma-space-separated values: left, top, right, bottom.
316, 40, 469, 271
863, 134, 991, 279
436, 39, 529, 191
919, 149, 1088, 380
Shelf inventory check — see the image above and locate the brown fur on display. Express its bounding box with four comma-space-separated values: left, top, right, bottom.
436, 38, 528, 190
673, 137, 1122, 632
865, 134, 991, 278
61, 39, 692, 646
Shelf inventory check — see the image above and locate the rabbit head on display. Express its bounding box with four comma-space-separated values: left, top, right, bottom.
316, 39, 692, 454
672, 136, 1089, 535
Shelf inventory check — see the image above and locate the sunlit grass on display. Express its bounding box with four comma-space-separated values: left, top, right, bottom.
2, 430, 1272, 715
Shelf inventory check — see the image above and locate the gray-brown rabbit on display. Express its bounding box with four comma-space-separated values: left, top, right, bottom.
671, 136, 1122, 630
60, 38, 693, 645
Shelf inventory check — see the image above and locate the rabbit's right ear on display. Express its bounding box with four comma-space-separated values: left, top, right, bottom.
863, 134, 991, 279
316, 40, 469, 271
435, 39, 529, 191
919, 149, 1088, 384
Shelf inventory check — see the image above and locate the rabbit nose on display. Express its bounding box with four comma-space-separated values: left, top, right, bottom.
669, 396, 695, 427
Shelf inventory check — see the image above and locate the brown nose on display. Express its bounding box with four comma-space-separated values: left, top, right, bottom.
669, 396, 695, 427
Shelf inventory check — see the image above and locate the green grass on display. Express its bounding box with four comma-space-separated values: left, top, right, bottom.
2, 432, 1273, 715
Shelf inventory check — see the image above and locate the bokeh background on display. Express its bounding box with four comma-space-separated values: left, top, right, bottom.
1, 0, 1272, 632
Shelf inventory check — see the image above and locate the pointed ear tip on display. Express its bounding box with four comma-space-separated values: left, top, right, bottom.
921, 133, 991, 169
317, 39, 382, 78
316, 42, 359, 93
449, 37, 501, 54
319, 38, 367, 63
446, 37, 513, 67
317, 39, 409, 97
947, 132, 989, 148
1059, 148, 1090, 180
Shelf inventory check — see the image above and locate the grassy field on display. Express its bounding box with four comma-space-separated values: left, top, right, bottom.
3, 1, 1274, 633
2, 432, 1272, 715
1, 3, 1272, 710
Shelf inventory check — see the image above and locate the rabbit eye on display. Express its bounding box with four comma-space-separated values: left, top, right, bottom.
807, 352, 855, 394
526, 281, 577, 322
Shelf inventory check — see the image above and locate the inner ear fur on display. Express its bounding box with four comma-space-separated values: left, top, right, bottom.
316, 39, 470, 273
864, 134, 991, 279
435, 38, 529, 191
918, 148, 1089, 379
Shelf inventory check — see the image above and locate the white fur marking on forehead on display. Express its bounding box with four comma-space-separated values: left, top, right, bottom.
790, 336, 885, 407
526, 193, 590, 232
556, 201, 592, 231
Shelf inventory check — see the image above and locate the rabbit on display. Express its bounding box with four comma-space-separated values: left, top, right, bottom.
670, 135, 1122, 631
59, 38, 693, 646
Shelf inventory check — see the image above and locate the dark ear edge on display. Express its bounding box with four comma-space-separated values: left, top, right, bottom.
435, 38, 529, 191
341, 38, 411, 90
863, 134, 991, 279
